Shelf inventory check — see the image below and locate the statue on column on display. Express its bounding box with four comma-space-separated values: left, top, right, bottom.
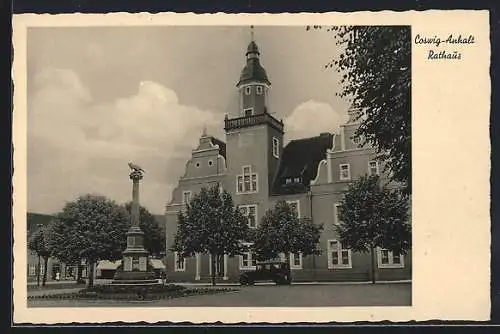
128, 162, 145, 173
112, 161, 158, 285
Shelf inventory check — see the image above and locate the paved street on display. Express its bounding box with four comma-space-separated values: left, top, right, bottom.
28, 282, 411, 307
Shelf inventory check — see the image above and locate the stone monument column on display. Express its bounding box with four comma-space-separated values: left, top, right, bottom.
113, 164, 157, 284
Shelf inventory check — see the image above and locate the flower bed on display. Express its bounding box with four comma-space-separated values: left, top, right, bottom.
28, 284, 236, 301
27, 283, 86, 291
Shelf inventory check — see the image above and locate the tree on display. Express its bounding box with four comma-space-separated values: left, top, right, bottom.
49, 194, 130, 287
124, 202, 166, 258
308, 26, 411, 194
252, 200, 323, 268
45, 219, 85, 284
172, 184, 249, 286
28, 225, 51, 286
336, 175, 411, 283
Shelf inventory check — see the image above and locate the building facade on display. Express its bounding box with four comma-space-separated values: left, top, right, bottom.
164, 37, 412, 283
26, 213, 82, 283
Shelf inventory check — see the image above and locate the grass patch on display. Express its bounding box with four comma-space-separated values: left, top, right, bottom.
27, 284, 236, 301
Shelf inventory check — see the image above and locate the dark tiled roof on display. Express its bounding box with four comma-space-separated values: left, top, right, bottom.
271, 133, 334, 195
210, 137, 227, 160
237, 42, 270, 86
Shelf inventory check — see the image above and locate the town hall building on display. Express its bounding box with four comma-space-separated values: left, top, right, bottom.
164, 36, 412, 283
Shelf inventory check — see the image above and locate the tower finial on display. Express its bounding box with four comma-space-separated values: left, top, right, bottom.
250, 25, 254, 41
202, 123, 208, 137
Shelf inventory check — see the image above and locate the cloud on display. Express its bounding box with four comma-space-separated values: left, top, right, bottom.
284, 100, 349, 142
28, 70, 348, 215
28, 68, 222, 214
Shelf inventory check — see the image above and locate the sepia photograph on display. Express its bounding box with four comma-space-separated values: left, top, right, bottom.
12, 11, 490, 324
24, 24, 412, 308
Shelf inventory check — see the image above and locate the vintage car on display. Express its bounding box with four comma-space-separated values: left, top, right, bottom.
239, 261, 292, 285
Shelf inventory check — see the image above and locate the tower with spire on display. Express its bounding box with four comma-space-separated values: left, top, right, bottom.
224, 26, 284, 205
234, 25, 271, 118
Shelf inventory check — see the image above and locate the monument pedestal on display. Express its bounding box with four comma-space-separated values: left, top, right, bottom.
112, 227, 158, 284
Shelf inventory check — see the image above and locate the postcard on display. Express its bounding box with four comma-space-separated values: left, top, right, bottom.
12, 11, 491, 324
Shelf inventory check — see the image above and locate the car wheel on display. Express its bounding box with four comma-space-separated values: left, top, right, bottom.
239, 276, 248, 286
248, 279, 255, 286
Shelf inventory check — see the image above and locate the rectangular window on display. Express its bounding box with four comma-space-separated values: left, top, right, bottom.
239, 204, 258, 228
236, 166, 258, 194
287, 200, 300, 218
272, 137, 280, 158
327, 240, 352, 269
393, 253, 401, 264
243, 107, 254, 116
240, 243, 257, 270
245, 86, 252, 95
244, 175, 251, 190
341, 250, 350, 265
340, 164, 351, 181
28, 264, 36, 276
66, 266, 75, 278
294, 177, 300, 183
377, 248, 405, 268
174, 252, 186, 272
381, 250, 389, 264
333, 203, 341, 226
369, 160, 380, 176
285, 178, 291, 184
182, 191, 192, 205
248, 206, 256, 228
251, 174, 257, 191
237, 176, 243, 193
290, 252, 303, 270
256, 85, 263, 95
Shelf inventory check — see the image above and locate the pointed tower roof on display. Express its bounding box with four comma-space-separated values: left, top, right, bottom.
237, 26, 270, 87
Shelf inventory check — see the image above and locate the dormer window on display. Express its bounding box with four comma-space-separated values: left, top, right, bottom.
256, 85, 263, 95
294, 177, 300, 183
245, 86, 251, 95
243, 108, 254, 117
285, 178, 292, 184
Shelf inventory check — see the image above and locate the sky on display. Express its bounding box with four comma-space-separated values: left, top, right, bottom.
27, 26, 351, 215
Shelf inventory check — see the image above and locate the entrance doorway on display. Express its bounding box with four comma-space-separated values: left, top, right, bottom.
208, 254, 228, 280
52, 263, 61, 280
